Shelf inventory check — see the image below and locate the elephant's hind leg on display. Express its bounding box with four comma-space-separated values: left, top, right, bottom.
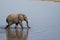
5, 22, 13, 29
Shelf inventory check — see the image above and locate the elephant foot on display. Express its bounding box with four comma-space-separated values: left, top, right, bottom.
28, 27, 31, 29
5, 25, 9, 29
21, 27, 23, 29
15, 27, 17, 29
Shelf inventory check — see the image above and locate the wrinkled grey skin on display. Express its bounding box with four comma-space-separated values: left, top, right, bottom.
5, 14, 30, 29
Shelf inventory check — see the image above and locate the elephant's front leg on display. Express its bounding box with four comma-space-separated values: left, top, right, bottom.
15, 23, 18, 29
19, 20, 23, 29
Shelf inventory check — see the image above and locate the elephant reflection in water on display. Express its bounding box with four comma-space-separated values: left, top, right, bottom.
6, 28, 29, 40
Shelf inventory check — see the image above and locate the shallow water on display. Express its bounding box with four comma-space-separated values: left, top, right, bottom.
0, 28, 30, 40
0, 25, 60, 40
0, 0, 60, 40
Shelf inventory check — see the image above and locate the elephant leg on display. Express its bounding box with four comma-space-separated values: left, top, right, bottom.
15, 23, 18, 29
19, 20, 23, 29
5, 25, 9, 29
5, 22, 12, 29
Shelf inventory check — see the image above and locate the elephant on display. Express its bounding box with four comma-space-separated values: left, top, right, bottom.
5, 13, 30, 29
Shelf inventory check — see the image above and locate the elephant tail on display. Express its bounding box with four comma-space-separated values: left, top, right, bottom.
6, 18, 8, 23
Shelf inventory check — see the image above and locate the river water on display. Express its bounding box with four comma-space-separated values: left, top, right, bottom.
0, 0, 60, 40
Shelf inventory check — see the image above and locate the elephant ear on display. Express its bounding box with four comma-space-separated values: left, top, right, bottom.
18, 14, 24, 20
22, 14, 27, 18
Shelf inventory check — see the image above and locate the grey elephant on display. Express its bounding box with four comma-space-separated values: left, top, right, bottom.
5, 13, 30, 29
